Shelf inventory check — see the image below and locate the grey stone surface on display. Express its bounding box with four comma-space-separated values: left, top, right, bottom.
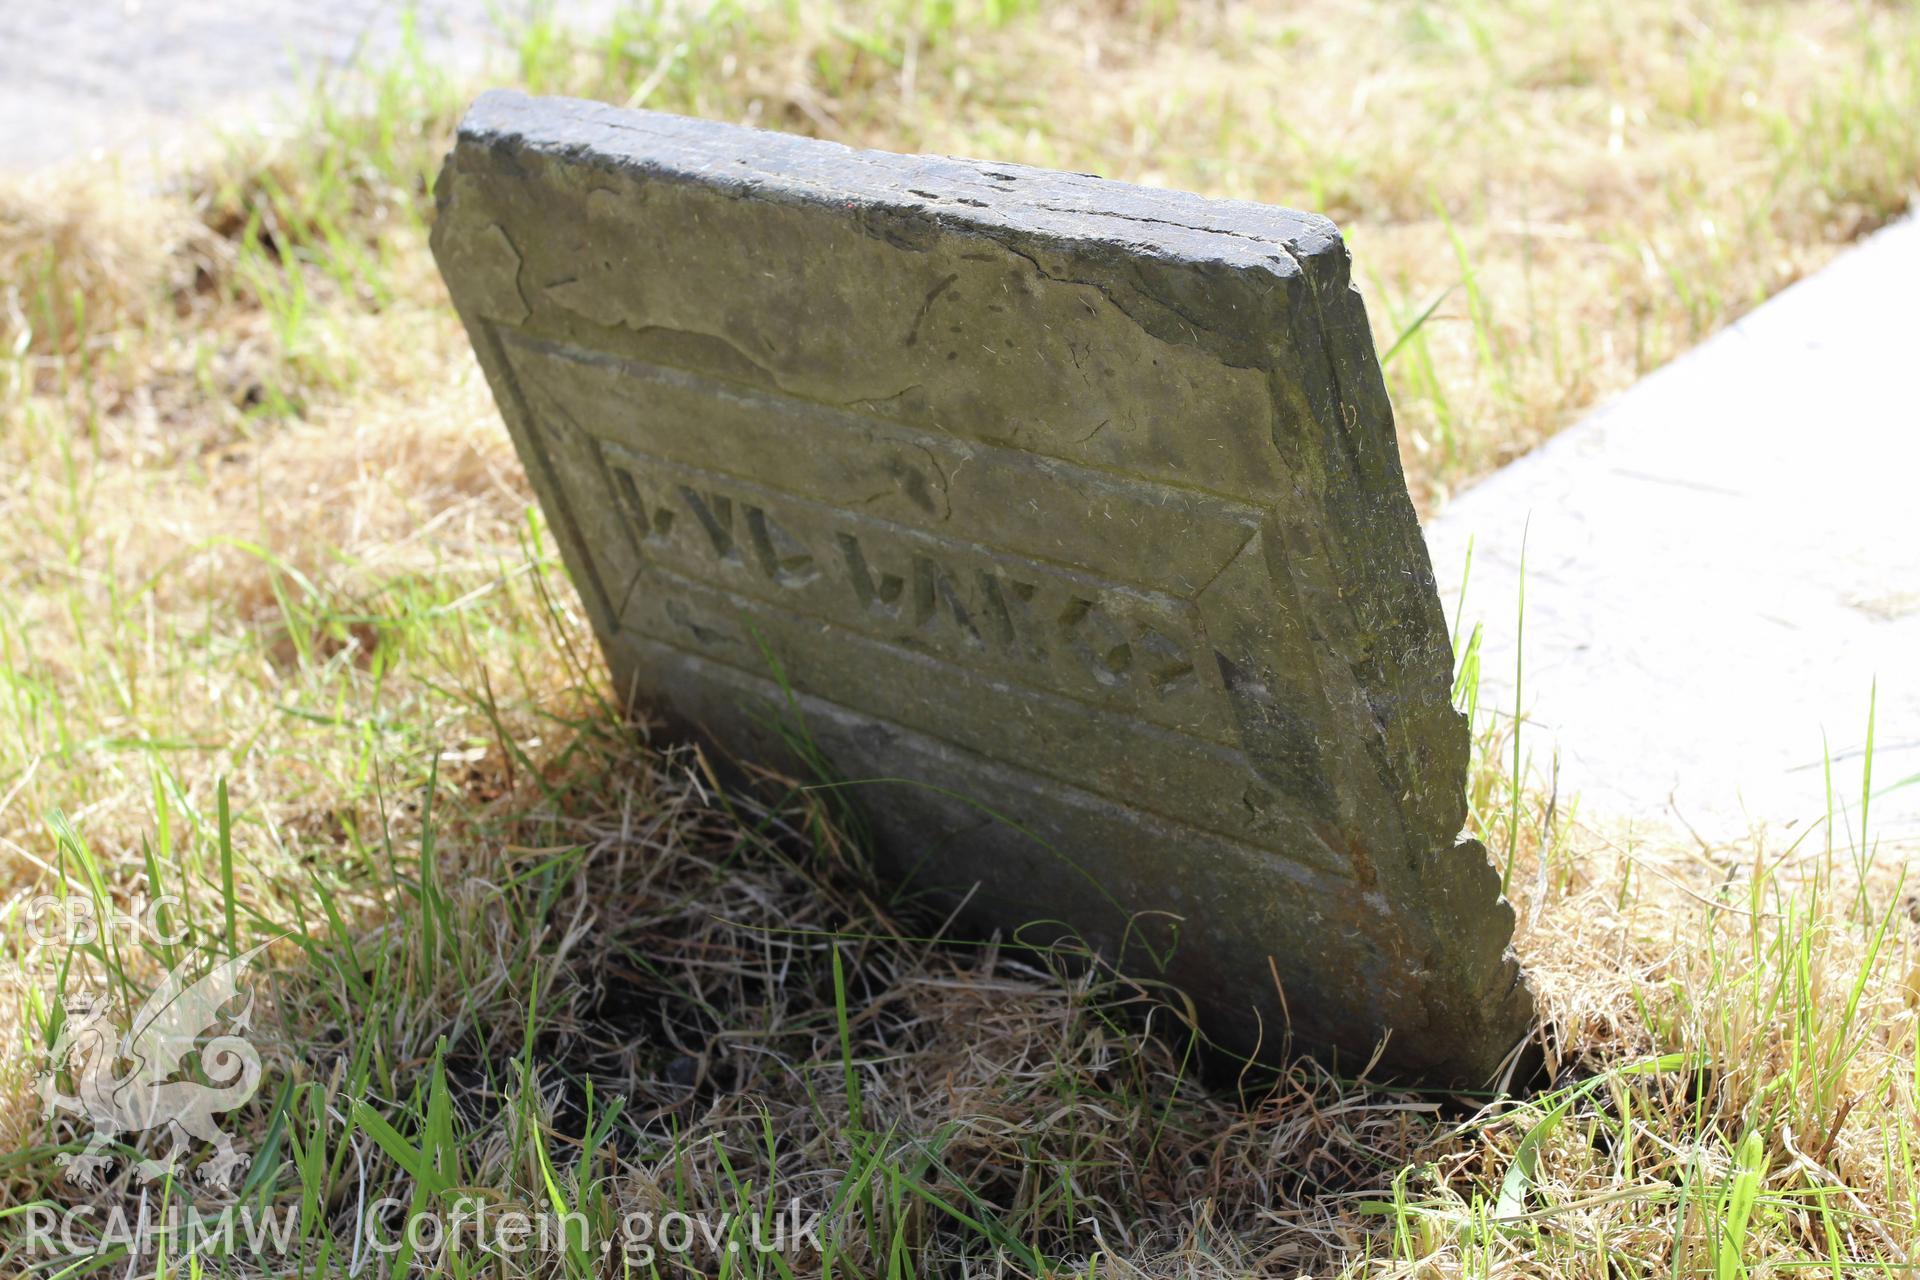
1427, 216, 1920, 856
432, 90, 1532, 1083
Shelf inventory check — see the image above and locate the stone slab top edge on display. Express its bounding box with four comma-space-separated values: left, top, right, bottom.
456, 89, 1347, 280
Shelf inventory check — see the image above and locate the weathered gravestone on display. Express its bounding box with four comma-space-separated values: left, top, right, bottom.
431, 91, 1533, 1083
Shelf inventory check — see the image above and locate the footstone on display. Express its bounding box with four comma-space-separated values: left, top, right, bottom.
431, 91, 1532, 1083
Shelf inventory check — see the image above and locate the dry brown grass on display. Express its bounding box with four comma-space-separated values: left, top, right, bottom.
1, 0, 1917, 1274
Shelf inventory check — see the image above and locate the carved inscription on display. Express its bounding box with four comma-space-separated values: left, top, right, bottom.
594, 439, 1215, 724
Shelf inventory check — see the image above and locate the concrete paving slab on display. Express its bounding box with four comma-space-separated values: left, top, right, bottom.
1425, 216, 1920, 854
